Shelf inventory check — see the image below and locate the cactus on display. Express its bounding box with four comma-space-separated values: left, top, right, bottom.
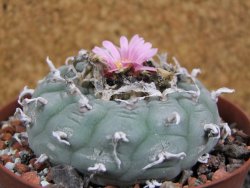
16, 35, 234, 186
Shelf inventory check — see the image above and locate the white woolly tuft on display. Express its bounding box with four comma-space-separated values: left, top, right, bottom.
52, 131, 70, 146
198, 153, 210, 164
88, 163, 106, 173
144, 180, 162, 188
191, 68, 201, 78
166, 111, 181, 125
204, 123, 220, 139
18, 86, 34, 106
211, 87, 235, 102
142, 151, 186, 170
35, 154, 48, 164
46, 56, 56, 72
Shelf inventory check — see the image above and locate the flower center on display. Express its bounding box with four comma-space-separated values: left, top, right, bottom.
115, 61, 123, 70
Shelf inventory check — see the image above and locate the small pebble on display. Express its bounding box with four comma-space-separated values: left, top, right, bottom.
228, 158, 243, 164
15, 172, 21, 176
212, 168, 229, 181
45, 169, 53, 182
8, 148, 17, 155
223, 144, 249, 158
161, 181, 182, 188
1, 124, 15, 134
20, 150, 32, 164
10, 119, 23, 127
1, 133, 13, 141
0, 153, 12, 163
13, 150, 20, 158
5, 162, 15, 170
43, 168, 49, 175
14, 157, 21, 164
12, 141, 23, 151
40, 175, 46, 181
0, 140, 6, 149
15, 163, 30, 173
226, 163, 242, 172
179, 170, 193, 184
34, 161, 46, 171
21, 171, 41, 185
198, 174, 207, 183
134, 184, 140, 188
41, 180, 50, 187
15, 125, 26, 133
29, 158, 36, 166
188, 177, 202, 187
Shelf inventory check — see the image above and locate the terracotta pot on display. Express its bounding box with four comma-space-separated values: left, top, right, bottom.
0, 98, 249, 188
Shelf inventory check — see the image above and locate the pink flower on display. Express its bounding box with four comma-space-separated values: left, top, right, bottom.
92, 35, 158, 73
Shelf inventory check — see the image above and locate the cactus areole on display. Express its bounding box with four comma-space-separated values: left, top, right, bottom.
17, 35, 234, 186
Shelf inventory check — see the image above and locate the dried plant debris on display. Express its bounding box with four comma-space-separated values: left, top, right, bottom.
0, 116, 249, 187
62, 51, 187, 103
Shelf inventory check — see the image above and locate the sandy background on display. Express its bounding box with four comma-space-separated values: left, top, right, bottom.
0, 0, 250, 116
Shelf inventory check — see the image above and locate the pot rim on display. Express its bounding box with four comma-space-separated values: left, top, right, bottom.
0, 97, 249, 188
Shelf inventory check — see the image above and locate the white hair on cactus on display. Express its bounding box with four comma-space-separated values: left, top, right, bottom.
173, 56, 189, 75
211, 87, 235, 102
107, 131, 129, 169
172, 57, 201, 102
35, 153, 48, 164
13, 132, 28, 144
198, 153, 210, 163
113, 131, 129, 143
220, 122, 232, 140
52, 131, 70, 146
79, 97, 92, 112
191, 68, 201, 78
144, 180, 162, 188
65, 56, 75, 65
66, 80, 92, 112
13, 133, 22, 144
23, 97, 48, 107
46, 57, 65, 82
166, 111, 181, 125
18, 86, 34, 106
46, 56, 56, 71
14, 108, 31, 128
204, 123, 220, 139
78, 49, 88, 56
65, 49, 87, 65
162, 87, 199, 99
142, 151, 186, 170
88, 163, 106, 173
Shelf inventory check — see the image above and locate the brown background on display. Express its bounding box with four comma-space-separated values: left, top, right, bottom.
0, 0, 250, 116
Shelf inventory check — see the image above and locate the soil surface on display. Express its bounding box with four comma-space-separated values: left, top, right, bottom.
0, 1, 250, 116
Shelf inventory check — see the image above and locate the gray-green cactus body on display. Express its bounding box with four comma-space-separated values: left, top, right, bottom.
23, 65, 220, 186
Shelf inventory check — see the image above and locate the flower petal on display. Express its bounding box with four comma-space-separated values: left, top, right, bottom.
92, 35, 158, 73
92, 47, 116, 69
128, 35, 143, 59
136, 48, 158, 64
120, 36, 129, 59
102, 41, 120, 61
